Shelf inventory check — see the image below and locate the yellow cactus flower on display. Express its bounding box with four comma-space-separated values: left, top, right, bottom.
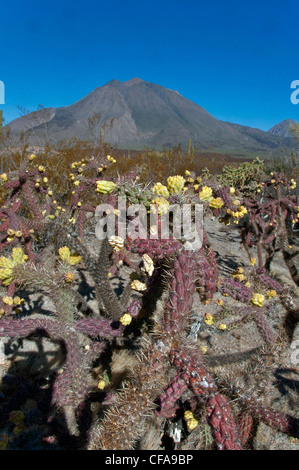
28, 153, 36, 161
250, 257, 256, 266
187, 418, 199, 430
200, 344, 208, 354
209, 197, 224, 209
96, 180, 117, 194
38, 165, 45, 172
0, 173, 8, 182
251, 293, 265, 307
142, 253, 154, 276
7, 229, 15, 236
3, 296, 14, 305
120, 313, 132, 326
199, 186, 213, 202
151, 196, 170, 215
15, 231, 22, 238
290, 181, 296, 190
232, 205, 247, 219
58, 246, 82, 265
184, 410, 194, 421
183, 410, 199, 430
204, 312, 214, 326
152, 182, 170, 198
267, 289, 277, 298
108, 235, 124, 252
232, 270, 246, 282
218, 323, 227, 330
216, 299, 224, 306
239, 205, 247, 215
131, 280, 147, 291
97, 379, 106, 390
167, 175, 186, 194
229, 187, 235, 194
106, 155, 116, 163
65, 272, 75, 283
13, 296, 24, 305
245, 281, 251, 288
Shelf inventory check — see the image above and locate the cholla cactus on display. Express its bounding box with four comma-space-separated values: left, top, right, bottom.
218, 278, 252, 302
126, 236, 181, 260
0, 152, 298, 451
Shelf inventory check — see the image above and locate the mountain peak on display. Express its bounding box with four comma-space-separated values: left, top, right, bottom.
268, 119, 299, 138
4, 78, 299, 155
123, 77, 144, 86
104, 78, 145, 88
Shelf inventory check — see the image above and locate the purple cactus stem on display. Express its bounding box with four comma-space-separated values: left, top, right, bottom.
126, 298, 142, 318
126, 237, 181, 260
170, 347, 217, 398
255, 268, 284, 293
206, 393, 243, 450
156, 374, 188, 418
218, 278, 252, 302
75, 318, 125, 338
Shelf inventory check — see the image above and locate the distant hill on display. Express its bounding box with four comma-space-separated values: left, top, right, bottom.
268, 119, 299, 139
3, 78, 299, 156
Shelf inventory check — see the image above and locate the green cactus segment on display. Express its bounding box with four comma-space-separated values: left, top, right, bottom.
88, 344, 169, 450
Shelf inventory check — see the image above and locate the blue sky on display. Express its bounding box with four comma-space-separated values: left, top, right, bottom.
0, 0, 299, 130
